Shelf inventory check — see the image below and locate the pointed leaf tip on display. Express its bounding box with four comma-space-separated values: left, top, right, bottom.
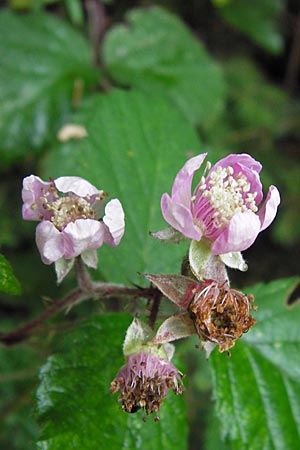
144, 273, 199, 309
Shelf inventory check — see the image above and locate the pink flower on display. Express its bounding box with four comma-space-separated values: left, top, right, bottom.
161, 153, 280, 254
110, 351, 183, 420
22, 175, 125, 266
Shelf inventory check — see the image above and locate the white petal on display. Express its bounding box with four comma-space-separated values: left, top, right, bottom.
54, 177, 99, 197
103, 198, 125, 246
35, 222, 64, 264
63, 219, 105, 258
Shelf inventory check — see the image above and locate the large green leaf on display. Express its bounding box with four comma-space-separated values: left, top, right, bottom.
213, 0, 284, 54
210, 277, 300, 449
43, 88, 202, 283
0, 9, 99, 163
36, 313, 188, 449
103, 6, 225, 128
0, 254, 21, 295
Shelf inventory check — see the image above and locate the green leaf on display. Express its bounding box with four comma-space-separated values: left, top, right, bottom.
213, 0, 284, 53
224, 58, 287, 133
0, 254, 21, 295
0, 9, 99, 164
36, 313, 188, 449
210, 277, 300, 449
103, 6, 225, 128
43, 88, 202, 283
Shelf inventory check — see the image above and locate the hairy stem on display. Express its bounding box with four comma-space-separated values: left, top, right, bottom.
0, 282, 158, 346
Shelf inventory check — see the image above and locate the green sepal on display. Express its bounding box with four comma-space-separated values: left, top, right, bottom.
189, 239, 228, 283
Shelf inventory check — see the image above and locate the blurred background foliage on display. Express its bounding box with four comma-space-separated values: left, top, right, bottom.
0, 0, 300, 448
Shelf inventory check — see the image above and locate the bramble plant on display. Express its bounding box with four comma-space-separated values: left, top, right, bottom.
1, 3, 300, 450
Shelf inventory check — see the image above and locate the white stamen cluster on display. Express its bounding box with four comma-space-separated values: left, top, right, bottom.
198, 165, 258, 228
42, 194, 95, 231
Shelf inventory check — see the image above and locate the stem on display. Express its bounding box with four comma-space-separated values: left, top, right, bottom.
285, 13, 300, 93
75, 257, 94, 291
148, 290, 162, 330
0, 282, 158, 346
85, 0, 108, 66
0, 287, 85, 346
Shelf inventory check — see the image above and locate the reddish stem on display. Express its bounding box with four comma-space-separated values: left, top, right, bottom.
0, 282, 158, 346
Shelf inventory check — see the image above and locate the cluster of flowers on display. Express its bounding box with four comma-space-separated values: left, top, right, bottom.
22, 153, 280, 420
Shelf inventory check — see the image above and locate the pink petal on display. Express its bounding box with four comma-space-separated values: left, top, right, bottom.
102, 199, 125, 246
22, 175, 54, 221
258, 185, 280, 231
161, 193, 202, 240
54, 176, 99, 197
211, 211, 261, 254
209, 154, 263, 204
62, 219, 105, 258
171, 153, 207, 206
212, 153, 262, 173
35, 222, 64, 264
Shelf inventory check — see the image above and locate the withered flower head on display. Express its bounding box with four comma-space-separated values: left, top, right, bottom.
189, 280, 256, 352
110, 351, 183, 421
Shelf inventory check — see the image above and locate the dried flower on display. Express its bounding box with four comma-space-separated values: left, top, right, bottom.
189, 280, 256, 352
22, 175, 125, 278
110, 351, 183, 420
161, 153, 280, 255
144, 274, 256, 355
111, 318, 183, 420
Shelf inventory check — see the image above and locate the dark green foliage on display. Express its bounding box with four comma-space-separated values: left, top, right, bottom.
103, 7, 226, 128
0, 254, 21, 295
0, 9, 99, 164
213, 0, 284, 53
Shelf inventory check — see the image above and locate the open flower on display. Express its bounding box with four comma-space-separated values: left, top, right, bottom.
22, 175, 125, 274
161, 153, 280, 255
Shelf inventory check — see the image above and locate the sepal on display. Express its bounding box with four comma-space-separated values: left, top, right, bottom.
144, 273, 199, 309
219, 251, 248, 271
55, 257, 75, 284
152, 312, 195, 344
189, 239, 228, 283
150, 226, 186, 243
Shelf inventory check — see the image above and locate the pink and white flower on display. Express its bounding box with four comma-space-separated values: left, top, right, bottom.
22, 175, 125, 268
161, 153, 280, 254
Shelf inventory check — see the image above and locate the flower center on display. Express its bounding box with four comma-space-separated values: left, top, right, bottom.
46, 196, 95, 230
195, 165, 258, 228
